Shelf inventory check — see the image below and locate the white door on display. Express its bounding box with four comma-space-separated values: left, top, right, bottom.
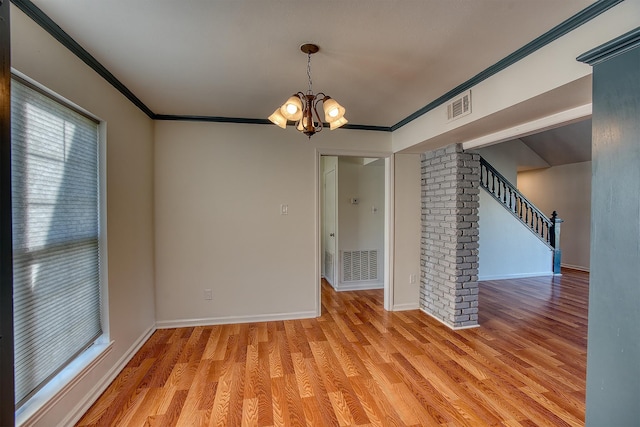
323, 168, 337, 286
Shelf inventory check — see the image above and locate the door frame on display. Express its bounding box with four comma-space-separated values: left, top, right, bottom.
315, 149, 394, 315
321, 165, 338, 287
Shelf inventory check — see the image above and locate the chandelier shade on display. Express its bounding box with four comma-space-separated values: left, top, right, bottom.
329, 116, 348, 130
322, 97, 346, 123
281, 96, 303, 121
268, 108, 287, 129
268, 43, 348, 138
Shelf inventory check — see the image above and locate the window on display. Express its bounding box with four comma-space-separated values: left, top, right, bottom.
11, 77, 102, 407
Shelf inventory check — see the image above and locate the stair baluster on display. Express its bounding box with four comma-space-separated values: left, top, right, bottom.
478, 157, 556, 250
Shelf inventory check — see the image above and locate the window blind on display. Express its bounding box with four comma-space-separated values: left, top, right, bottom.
11, 78, 102, 407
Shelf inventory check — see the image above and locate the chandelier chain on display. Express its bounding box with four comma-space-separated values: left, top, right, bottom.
306, 53, 313, 94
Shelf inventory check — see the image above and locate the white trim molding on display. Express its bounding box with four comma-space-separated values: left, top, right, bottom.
392, 303, 420, 311
17, 324, 156, 427
156, 311, 318, 329
334, 282, 384, 292
478, 271, 553, 281
561, 263, 590, 273
461, 104, 592, 150
16, 340, 113, 427
60, 325, 157, 427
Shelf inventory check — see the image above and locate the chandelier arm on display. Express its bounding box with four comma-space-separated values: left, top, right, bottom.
312, 99, 324, 133
269, 43, 343, 138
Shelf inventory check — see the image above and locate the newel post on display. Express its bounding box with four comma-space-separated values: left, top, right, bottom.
550, 211, 563, 275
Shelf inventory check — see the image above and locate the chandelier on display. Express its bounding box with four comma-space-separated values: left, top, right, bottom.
268, 43, 348, 138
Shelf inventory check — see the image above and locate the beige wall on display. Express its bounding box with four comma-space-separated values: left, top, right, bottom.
518, 161, 591, 271
338, 158, 385, 253
392, 154, 421, 310
154, 121, 392, 325
154, 121, 317, 323
478, 190, 553, 280
11, 6, 156, 426
337, 158, 385, 289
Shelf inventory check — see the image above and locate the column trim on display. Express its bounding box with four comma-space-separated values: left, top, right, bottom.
577, 26, 640, 66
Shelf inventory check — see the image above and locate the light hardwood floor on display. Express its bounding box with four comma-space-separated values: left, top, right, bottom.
77, 269, 588, 426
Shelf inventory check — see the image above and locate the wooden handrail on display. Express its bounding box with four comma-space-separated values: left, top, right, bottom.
479, 157, 555, 248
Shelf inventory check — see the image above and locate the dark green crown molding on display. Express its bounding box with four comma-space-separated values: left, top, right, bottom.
12, 0, 624, 131
341, 123, 391, 132
154, 115, 272, 125
390, 0, 624, 131
154, 115, 391, 132
10, 0, 156, 119
577, 26, 640, 66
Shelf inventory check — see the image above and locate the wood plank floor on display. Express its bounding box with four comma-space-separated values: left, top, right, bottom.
76, 269, 588, 426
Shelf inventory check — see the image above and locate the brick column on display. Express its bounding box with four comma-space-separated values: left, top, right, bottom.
420, 143, 480, 328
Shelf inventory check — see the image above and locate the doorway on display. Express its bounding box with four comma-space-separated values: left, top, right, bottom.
319, 154, 391, 312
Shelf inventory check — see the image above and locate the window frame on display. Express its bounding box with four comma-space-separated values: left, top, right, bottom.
11, 70, 110, 424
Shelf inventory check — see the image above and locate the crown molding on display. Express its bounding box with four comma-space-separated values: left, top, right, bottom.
10, 0, 156, 119
577, 26, 640, 66
154, 115, 271, 125
390, 0, 624, 131
11, 0, 624, 130
154, 115, 391, 132
332, 123, 391, 132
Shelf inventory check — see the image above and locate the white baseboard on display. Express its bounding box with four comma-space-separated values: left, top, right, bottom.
334, 282, 384, 292
392, 302, 420, 311
156, 310, 317, 329
419, 307, 480, 330
561, 263, 590, 272
478, 271, 553, 281
60, 325, 157, 427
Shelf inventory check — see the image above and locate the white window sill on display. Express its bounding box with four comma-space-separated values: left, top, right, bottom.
16, 336, 113, 427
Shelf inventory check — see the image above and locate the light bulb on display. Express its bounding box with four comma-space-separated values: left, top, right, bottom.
281, 96, 303, 121
323, 98, 345, 122
286, 103, 299, 115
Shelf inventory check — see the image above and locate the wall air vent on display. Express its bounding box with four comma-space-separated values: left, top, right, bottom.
447, 90, 472, 121
342, 250, 378, 282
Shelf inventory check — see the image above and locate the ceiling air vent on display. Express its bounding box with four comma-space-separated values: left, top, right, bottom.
447, 90, 471, 122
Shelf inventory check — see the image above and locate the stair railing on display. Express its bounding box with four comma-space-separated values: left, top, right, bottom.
479, 157, 556, 249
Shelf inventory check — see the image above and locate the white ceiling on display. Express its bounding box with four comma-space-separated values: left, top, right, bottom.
27, 0, 594, 128
521, 119, 592, 166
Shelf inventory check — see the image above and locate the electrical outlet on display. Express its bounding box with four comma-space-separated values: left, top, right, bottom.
204, 289, 213, 300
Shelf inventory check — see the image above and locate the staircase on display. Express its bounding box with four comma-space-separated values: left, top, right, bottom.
479, 157, 561, 260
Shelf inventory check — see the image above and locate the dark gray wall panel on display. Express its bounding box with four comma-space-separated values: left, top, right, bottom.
582, 30, 640, 427
0, 0, 15, 424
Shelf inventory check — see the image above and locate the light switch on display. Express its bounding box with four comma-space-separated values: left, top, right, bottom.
280, 204, 289, 215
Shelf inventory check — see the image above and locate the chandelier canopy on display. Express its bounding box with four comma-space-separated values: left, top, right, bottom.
268, 44, 347, 138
